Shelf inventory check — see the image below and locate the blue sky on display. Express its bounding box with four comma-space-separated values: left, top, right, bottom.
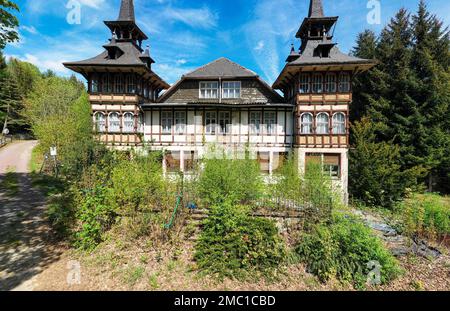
4, 0, 450, 85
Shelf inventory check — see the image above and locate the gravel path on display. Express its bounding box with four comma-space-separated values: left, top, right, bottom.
0, 141, 63, 291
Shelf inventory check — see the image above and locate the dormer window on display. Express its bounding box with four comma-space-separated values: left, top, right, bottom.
222, 81, 241, 99
200, 82, 219, 99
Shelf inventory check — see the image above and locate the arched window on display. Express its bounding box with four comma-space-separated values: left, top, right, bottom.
123, 112, 134, 133
108, 112, 120, 133
312, 74, 323, 93
325, 73, 336, 93
94, 112, 105, 132
126, 74, 136, 94
301, 113, 313, 134
114, 74, 124, 93
316, 113, 329, 134
338, 73, 350, 92
102, 74, 112, 93
333, 112, 346, 134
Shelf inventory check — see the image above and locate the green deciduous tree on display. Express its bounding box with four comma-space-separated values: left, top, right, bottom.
23, 76, 93, 175
0, 0, 19, 49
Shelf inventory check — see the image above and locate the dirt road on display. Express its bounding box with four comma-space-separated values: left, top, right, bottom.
0, 141, 62, 291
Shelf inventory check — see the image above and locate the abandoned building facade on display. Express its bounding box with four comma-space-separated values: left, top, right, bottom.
63, 0, 375, 203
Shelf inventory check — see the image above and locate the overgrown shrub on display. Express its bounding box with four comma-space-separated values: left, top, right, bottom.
72, 150, 174, 249
349, 118, 424, 209
194, 201, 286, 280
399, 193, 450, 240
295, 213, 401, 288
197, 149, 264, 206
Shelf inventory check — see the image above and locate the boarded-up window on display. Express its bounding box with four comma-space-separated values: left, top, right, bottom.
306, 153, 340, 178
166, 151, 180, 173
257, 152, 270, 173
184, 151, 197, 172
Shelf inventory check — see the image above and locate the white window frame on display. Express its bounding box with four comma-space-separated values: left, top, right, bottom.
94, 112, 106, 132
338, 73, 350, 93
332, 112, 346, 134
175, 111, 186, 134
222, 81, 241, 99
300, 113, 313, 134
161, 111, 173, 134
264, 111, 277, 135
316, 112, 329, 134
123, 112, 134, 133
312, 73, 323, 93
250, 111, 262, 135
325, 73, 337, 93
205, 111, 217, 134
299, 74, 310, 94
108, 112, 120, 133
218, 111, 231, 134
199, 81, 219, 99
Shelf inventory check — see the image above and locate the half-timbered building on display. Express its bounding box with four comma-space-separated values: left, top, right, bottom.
64, 0, 375, 203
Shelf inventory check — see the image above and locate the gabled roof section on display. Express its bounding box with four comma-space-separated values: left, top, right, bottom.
183, 57, 258, 79
158, 57, 284, 103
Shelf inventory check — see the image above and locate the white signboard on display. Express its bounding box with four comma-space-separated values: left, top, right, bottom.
50, 147, 57, 157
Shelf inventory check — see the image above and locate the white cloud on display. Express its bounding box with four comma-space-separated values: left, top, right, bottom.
254, 40, 265, 51
163, 6, 218, 29
244, 0, 300, 83
21, 25, 38, 34
78, 0, 105, 9
176, 59, 187, 65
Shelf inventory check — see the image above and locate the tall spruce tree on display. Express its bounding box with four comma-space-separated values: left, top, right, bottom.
351, 3, 450, 199
0, 72, 22, 134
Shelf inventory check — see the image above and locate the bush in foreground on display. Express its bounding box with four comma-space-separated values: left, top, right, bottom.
399, 193, 450, 240
194, 201, 286, 280
295, 214, 401, 288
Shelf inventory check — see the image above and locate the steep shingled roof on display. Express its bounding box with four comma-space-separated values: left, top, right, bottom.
183, 57, 258, 79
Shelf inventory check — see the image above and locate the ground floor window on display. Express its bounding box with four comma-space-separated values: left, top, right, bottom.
218, 111, 231, 134
257, 152, 270, 174
165, 151, 180, 173
305, 153, 341, 178
272, 152, 289, 174
184, 151, 198, 172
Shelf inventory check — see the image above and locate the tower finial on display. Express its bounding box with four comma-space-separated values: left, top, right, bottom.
308, 0, 324, 18
118, 0, 135, 21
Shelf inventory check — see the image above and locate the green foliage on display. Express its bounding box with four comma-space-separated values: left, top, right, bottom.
295, 214, 401, 288
197, 149, 264, 206
71, 150, 173, 249
74, 186, 117, 250
7, 58, 42, 97
399, 193, 450, 239
352, 2, 450, 194
0, 70, 24, 134
24, 76, 93, 177
194, 201, 286, 280
0, 0, 20, 49
349, 118, 424, 208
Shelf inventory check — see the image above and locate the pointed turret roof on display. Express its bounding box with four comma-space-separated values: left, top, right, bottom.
118, 0, 135, 21
308, 0, 324, 18
273, 0, 376, 89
